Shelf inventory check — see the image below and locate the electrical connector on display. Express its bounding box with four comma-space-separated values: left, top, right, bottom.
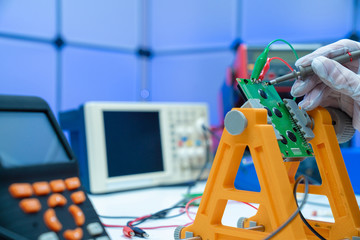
250, 38, 299, 81
259, 58, 270, 81
123, 226, 135, 238
250, 48, 269, 80
131, 227, 149, 238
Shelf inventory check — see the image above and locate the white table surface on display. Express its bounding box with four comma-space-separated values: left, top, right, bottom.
89, 183, 360, 240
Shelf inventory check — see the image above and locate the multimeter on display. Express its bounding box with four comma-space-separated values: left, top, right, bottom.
0, 95, 109, 240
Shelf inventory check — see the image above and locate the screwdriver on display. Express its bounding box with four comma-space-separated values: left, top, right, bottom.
267, 49, 360, 85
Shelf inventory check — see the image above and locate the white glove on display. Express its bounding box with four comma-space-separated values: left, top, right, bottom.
290, 39, 360, 131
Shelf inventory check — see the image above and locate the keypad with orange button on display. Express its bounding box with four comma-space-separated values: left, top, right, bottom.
64, 177, 81, 191
4, 176, 108, 240
48, 193, 68, 208
33, 182, 51, 196
19, 198, 42, 213
50, 179, 66, 193
9, 183, 33, 198
44, 208, 63, 232
63, 227, 83, 240
70, 191, 86, 205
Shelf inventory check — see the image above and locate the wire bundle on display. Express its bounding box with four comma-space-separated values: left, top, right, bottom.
100, 197, 259, 239
251, 39, 298, 81
100, 206, 192, 238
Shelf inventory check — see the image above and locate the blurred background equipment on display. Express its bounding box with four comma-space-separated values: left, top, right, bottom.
60, 102, 211, 193
0, 95, 108, 240
0, 0, 359, 126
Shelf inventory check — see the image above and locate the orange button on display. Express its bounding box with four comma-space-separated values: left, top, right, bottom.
68, 205, 85, 226
70, 191, 86, 205
44, 208, 62, 232
32, 181, 51, 196
49, 179, 66, 193
63, 227, 83, 240
48, 193, 67, 208
65, 177, 81, 191
9, 183, 33, 198
19, 198, 41, 213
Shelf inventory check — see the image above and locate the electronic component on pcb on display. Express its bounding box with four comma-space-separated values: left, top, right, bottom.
237, 78, 313, 159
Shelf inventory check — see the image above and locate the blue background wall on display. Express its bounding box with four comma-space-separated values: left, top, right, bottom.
0, 0, 358, 125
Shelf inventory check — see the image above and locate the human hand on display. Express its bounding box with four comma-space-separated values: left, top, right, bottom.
290, 39, 360, 131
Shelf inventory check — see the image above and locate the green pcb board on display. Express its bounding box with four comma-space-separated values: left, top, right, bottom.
237, 78, 313, 159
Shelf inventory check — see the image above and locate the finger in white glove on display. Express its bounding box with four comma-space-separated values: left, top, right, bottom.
291, 75, 321, 97
295, 39, 360, 70
299, 56, 360, 131
312, 56, 360, 102
354, 104, 360, 131
299, 86, 353, 117
291, 39, 360, 97
298, 83, 330, 110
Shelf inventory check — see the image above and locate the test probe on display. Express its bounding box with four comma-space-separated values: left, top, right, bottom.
267, 49, 360, 85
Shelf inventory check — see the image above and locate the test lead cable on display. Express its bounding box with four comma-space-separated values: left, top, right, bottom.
251, 39, 299, 80
268, 49, 360, 85
259, 57, 294, 81
263, 175, 309, 240
123, 226, 135, 238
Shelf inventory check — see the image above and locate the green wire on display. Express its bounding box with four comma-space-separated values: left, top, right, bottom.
265, 39, 299, 100
266, 38, 299, 60
251, 39, 299, 80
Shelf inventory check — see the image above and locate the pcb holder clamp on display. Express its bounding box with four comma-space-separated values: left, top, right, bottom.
174, 106, 360, 240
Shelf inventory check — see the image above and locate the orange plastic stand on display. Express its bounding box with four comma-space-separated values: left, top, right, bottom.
178, 107, 360, 240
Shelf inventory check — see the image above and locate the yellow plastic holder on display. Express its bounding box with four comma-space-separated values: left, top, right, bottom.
176, 107, 360, 240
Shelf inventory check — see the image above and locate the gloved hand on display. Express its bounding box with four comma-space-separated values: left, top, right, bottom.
290, 39, 360, 131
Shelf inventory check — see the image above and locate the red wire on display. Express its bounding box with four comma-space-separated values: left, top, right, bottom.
259, 58, 271, 81
102, 198, 258, 231
240, 201, 258, 210
128, 214, 152, 227
142, 222, 193, 230
184, 196, 259, 222
185, 196, 202, 221
259, 56, 294, 80
179, 208, 197, 216
102, 222, 193, 230
269, 57, 294, 71
103, 223, 127, 228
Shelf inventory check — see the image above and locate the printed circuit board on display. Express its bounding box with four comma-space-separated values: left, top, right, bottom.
237, 78, 313, 159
